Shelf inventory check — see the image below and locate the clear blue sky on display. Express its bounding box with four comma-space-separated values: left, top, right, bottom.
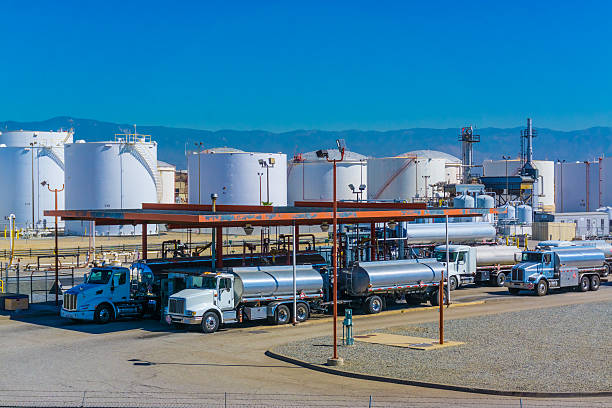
1, 1, 611, 131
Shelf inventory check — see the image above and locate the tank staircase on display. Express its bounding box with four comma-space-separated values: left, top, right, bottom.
372, 157, 416, 199
122, 142, 162, 202
39, 147, 65, 171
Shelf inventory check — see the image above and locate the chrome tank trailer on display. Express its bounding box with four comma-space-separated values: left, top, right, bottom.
340, 259, 444, 296
553, 247, 605, 270
230, 265, 323, 302
475, 245, 522, 266
404, 222, 495, 244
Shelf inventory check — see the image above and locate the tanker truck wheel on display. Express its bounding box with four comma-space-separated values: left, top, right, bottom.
535, 280, 548, 296
201, 311, 220, 333
429, 289, 447, 307
364, 296, 383, 314
274, 305, 291, 325
449, 276, 458, 291
590, 275, 600, 291
295, 303, 309, 322
579, 275, 590, 292
495, 273, 507, 287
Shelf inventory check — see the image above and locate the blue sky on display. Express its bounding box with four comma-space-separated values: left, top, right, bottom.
1, 1, 611, 131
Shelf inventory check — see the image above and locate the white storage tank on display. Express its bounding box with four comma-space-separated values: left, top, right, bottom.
483, 159, 555, 211
64, 135, 159, 236
157, 160, 176, 204
287, 150, 366, 204
477, 194, 495, 223
555, 161, 600, 212
0, 130, 72, 229
188, 148, 287, 206
405, 150, 462, 185
367, 152, 447, 201
453, 194, 475, 208
517, 204, 533, 224
498, 204, 516, 221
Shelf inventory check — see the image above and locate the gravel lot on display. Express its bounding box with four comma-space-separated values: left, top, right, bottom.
274, 301, 612, 393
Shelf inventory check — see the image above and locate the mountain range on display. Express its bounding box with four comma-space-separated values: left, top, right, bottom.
2, 117, 611, 169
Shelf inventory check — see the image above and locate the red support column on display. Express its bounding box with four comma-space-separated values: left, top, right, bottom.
370, 222, 376, 261
142, 223, 148, 260
216, 226, 223, 268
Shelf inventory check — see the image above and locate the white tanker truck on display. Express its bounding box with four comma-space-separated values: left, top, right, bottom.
166, 259, 445, 333
433, 245, 522, 289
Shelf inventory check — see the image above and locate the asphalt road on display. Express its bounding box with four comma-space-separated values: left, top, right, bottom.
1, 284, 611, 407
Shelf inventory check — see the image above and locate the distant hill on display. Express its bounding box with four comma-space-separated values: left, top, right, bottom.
2, 116, 611, 169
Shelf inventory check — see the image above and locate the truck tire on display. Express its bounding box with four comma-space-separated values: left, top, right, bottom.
274, 305, 291, 325
590, 275, 600, 291
429, 289, 447, 306
364, 296, 383, 314
508, 288, 520, 295
579, 275, 590, 292
535, 280, 548, 296
201, 311, 220, 333
295, 303, 309, 323
496, 273, 507, 287
449, 276, 458, 291
94, 304, 114, 324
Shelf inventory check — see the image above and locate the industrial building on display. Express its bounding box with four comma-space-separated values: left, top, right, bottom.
534, 211, 609, 238
287, 149, 366, 204
187, 148, 287, 206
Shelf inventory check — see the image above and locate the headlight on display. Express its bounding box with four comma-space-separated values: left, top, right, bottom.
185, 310, 197, 316
528, 275, 537, 282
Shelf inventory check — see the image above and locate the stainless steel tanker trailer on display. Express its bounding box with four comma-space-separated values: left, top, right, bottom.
166, 259, 446, 333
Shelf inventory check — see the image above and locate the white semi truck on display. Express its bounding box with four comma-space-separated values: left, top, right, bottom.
167, 259, 446, 333
433, 245, 522, 289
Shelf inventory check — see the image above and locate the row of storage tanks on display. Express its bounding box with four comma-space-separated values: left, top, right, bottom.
0, 130, 175, 235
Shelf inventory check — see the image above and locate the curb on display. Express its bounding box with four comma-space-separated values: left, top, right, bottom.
265, 350, 612, 398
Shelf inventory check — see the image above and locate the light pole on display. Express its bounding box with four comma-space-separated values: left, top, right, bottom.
42, 181, 64, 306
320, 140, 346, 366
258, 158, 275, 205
211, 193, 218, 272
30, 141, 37, 229
257, 172, 264, 205
559, 159, 566, 212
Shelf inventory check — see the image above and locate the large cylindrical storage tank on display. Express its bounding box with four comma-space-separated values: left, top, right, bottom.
405, 150, 462, 185
0, 130, 72, 229
157, 161, 176, 204
367, 153, 446, 201
555, 161, 599, 212
517, 204, 533, 224
477, 194, 495, 223
188, 148, 287, 206
64, 137, 158, 236
453, 194, 475, 208
287, 150, 366, 204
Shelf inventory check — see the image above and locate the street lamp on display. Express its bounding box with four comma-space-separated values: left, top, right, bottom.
43, 181, 64, 306
349, 183, 367, 202
258, 158, 275, 205
257, 172, 264, 205
211, 193, 218, 272
325, 139, 345, 366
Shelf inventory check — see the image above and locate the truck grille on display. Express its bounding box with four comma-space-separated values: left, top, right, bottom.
63, 293, 77, 311
512, 269, 524, 282
169, 298, 185, 314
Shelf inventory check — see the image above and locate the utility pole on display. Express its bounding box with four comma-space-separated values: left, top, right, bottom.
211, 193, 218, 272
45, 182, 64, 306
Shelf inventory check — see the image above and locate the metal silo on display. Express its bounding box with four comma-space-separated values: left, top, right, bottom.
287, 149, 366, 204
477, 194, 495, 223
517, 204, 533, 224
497, 203, 516, 221
0, 130, 72, 229
367, 152, 447, 202
453, 194, 475, 208
188, 148, 287, 206
64, 134, 159, 236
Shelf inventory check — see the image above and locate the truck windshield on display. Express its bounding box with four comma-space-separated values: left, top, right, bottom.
190, 276, 217, 290
521, 252, 542, 262
87, 269, 112, 284
434, 251, 458, 262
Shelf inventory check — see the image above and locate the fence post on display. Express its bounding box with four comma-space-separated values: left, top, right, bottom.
45, 270, 48, 303
16, 264, 20, 295
30, 272, 33, 301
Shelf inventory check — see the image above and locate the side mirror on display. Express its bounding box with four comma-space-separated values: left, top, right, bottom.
83, 274, 88, 282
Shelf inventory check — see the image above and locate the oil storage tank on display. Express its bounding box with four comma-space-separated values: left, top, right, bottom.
404, 222, 496, 244
64, 134, 159, 236
0, 130, 72, 229
287, 149, 366, 204
367, 152, 448, 201
188, 148, 287, 206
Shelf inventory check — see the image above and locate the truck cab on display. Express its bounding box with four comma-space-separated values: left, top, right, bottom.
433, 245, 475, 290
61, 266, 154, 323
167, 272, 237, 333
506, 251, 557, 295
